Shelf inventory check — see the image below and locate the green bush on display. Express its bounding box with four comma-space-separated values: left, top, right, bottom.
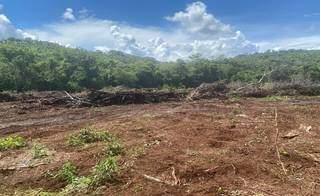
68, 128, 112, 147
0, 136, 26, 151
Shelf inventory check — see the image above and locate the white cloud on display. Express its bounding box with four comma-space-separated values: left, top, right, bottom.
79, 8, 91, 19
258, 36, 320, 52
0, 14, 34, 40
166, 2, 233, 40
0, 2, 258, 61
63, 8, 75, 21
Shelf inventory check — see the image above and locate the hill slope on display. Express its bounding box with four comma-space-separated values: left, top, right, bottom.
0, 38, 320, 91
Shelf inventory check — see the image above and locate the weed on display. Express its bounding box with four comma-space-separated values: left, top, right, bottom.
128, 146, 145, 158
90, 156, 118, 186
229, 94, 241, 102
31, 143, 48, 159
232, 108, 243, 115
263, 96, 287, 102
217, 187, 226, 195
105, 140, 123, 156
12, 188, 57, 196
229, 118, 237, 129
62, 176, 92, 194
68, 127, 112, 147
55, 162, 78, 183
279, 149, 290, 157
133, 185, 144, 193
0, 136, 26, 151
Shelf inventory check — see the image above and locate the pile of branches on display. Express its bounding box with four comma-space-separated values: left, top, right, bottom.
0, 90, 187, 108
87, 90, 186, 106
187, 82, 228, 101
0, 92, 16, 102
230, 83, 320, 98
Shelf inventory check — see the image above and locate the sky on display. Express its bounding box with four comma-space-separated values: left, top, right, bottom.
0, 0, 320, 61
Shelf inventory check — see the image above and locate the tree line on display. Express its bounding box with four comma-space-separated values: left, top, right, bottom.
1, 38, 320, 92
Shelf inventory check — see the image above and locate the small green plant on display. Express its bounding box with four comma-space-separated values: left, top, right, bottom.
68, 127, 112, 147
56, 162, 78, 183
31, 143, 48, 159
217, 187, 226, 195
128, 146, 145, 158
0, 136, 26, 151
90, 156, 118, 186
232, 107, 243, 115
133, 185, 144, 193
105, 140, 123, 156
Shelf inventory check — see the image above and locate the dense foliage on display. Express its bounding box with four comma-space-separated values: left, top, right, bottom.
1, 38, 320, 92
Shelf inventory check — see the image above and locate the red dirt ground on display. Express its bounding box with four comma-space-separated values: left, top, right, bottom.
1, 97, 320, 195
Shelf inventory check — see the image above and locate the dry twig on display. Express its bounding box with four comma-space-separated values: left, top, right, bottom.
171, 167, 180, 185
274, 108, 287, 175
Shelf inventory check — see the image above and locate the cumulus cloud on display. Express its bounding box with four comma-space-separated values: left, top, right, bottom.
166, 2, 233, 40
8, 2, 256, 61
63, 8, 76, 21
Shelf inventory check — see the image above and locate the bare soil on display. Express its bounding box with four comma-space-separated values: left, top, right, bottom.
1, 96, 320, 195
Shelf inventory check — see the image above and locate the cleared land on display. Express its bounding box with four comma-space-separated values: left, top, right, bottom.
1, 95, 320, 195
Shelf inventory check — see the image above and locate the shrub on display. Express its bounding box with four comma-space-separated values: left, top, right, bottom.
68, 127, 112, 147
56, 162, 78, 183
0, 136, 26, 151
31, 143, 48, 159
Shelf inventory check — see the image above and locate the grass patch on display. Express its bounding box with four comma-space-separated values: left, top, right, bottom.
60, 157, 118, 194
31, 143, 49, 159
263, 96, 287, 102
68, 127, 112, 147
49, 127, 123, 194
0, 136, 26, 151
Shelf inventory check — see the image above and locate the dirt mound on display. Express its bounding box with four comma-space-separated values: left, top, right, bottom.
187, 82, 228, 101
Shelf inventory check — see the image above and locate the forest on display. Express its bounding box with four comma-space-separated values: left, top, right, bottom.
1, 38, 320, 92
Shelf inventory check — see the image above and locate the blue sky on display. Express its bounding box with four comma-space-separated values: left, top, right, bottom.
0, 0, 320, 60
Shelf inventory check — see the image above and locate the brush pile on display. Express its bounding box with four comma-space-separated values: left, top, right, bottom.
187, 82, 228, 101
